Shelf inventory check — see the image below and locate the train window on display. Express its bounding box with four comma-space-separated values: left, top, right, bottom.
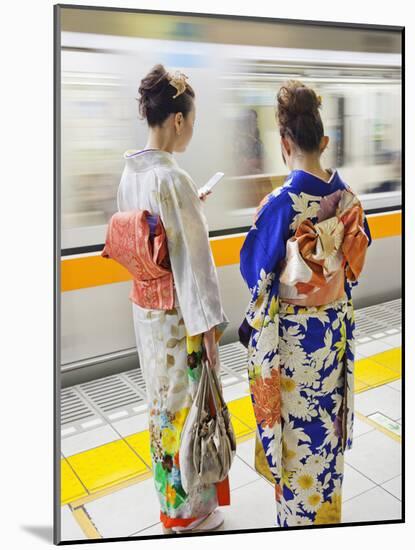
61, 42, 401, 243
62, 67, 133, 230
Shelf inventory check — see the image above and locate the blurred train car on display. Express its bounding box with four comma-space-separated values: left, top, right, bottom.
59, 15, 402, 386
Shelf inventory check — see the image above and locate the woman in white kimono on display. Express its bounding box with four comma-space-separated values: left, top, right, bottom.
117, 64, 229, 534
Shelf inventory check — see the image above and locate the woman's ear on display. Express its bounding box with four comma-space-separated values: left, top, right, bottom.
174, 112, 184, 135
281, 135, 291, 157
320, 135, 330, 153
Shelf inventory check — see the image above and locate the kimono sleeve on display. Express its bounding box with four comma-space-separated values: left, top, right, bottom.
240, 191, 292, 296
156, 167, 227, 336
238, 192, 292, 346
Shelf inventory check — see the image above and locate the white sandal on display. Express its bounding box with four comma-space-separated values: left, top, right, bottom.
172, 510, 224, 533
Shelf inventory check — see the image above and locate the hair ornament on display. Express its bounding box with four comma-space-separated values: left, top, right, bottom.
168, 70, 189, 99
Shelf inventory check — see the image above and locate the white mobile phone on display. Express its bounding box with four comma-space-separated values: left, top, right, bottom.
198, 172, 225, 196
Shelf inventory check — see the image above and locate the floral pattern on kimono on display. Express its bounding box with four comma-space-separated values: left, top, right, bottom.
239, 169, 372, 526
133, 302, 229, 526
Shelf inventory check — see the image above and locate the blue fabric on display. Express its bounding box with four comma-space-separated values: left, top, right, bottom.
273, 298, 352, 526
147, 213, 159, 240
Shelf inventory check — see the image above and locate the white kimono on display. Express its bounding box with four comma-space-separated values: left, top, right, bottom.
117, 148, 228, 336
117, 148, 230, 525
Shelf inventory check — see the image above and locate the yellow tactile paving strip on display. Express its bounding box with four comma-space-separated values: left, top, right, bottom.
61, 458, 88, 505
62, 440, 151, 506
354, 348, 401, 392
125, 430, 152, 468
228, 397, 257, 431
61, 346, 402, 507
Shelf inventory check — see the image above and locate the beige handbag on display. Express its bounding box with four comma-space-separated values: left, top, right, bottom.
179, 360, 236, 494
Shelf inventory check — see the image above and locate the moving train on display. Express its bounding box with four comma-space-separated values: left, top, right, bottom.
58, 18, 402, 386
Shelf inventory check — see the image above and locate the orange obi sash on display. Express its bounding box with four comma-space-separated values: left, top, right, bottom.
279, 188, 369, 306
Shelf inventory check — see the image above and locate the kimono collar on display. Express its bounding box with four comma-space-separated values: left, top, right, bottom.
123, 148, 179, 171
285, 168, 342, 196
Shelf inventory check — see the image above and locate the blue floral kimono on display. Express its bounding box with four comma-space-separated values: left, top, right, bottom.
239, 169, 372, 527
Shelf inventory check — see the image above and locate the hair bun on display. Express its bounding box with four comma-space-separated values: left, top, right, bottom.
138, 64, 169, 95
137, 64, 170, 120
277, 80, 322, 118
136, 63, 195, 127
275, 79, 324, 153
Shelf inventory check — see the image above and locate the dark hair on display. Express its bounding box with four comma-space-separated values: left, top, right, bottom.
276, 80, 324, 153
137, 64, 195, 127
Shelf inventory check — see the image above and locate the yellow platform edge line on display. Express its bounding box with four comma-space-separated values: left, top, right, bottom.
61, 211, 401, 292
354, 410, 401, 443
70, 505, 102, 539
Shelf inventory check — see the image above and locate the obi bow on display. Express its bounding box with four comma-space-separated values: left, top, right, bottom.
279, 189, 370, 296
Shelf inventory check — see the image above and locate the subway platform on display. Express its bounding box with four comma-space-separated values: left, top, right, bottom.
60, 298, 402, 540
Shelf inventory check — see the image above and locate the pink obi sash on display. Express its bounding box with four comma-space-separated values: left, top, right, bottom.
101, 210, 174, 310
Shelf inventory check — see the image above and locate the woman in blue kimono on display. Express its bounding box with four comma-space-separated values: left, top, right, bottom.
239, 80, 372, 527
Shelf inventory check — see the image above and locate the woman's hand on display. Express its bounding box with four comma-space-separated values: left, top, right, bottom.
202, 326, 217, 369
199, 190, 212, 201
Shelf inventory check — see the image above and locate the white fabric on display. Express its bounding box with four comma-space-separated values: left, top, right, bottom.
117, 149, 229, 336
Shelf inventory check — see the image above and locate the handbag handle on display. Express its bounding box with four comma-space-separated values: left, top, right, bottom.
204, 360, 226, 414
195, 363, 210, 425
210, 366, 227, 409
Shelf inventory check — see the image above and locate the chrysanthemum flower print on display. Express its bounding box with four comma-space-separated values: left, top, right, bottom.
314, 491, 342, 524
279, 340, 308, 370
291, 469, 318, 495
292, 364, 320, 386
305, 453, 327, 476
303, 491, 324, 513
256, 322, 279, 353
282, 391, 317, 422
250, 368, 281, 428
286, 514, 314, 526
318, 406, 342, 450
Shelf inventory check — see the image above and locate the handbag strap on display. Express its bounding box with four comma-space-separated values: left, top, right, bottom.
204, 360, 225, 414
210, 365, 227, 409
195, 363, 210, 424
